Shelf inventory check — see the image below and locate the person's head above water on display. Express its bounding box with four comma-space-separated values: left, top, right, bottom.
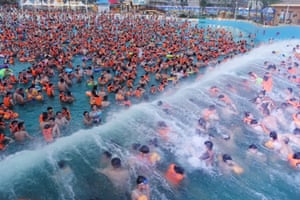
269, 131, 278, 140
208, 104, 216, 111
139, 145, 150, 154
111, 157, 121, 169
198, 117, 207, 127
248, 144, 258, 150
57, 160, 67, 169
103, 151, 112, 159
204, 140, 213, 150
293, 128, 300, 135
174, 165, 185, 175
136, 175, 148, 185
293, 152, 300, 160
222, 154, 232, 163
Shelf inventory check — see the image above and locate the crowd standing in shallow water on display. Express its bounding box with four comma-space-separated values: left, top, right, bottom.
0, 7, 252, 149
1, 5, 300, 200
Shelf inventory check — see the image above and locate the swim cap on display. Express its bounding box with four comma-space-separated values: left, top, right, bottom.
139, 145, 150, 154
136, 175, 148, 185
222, 154, 232, 162
204, 141, 213, 150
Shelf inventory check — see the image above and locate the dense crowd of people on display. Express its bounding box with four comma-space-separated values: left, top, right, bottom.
1, 5, 300, 200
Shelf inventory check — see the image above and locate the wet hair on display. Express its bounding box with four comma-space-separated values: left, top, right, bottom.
83, 111, 89, 116
136, 175, 147, 185
57, 160, 67, 169
198, 118, 207, 127
269, 131, 278, 140
139, 145, 150, 154
218, 94, 225, 99
263, 108, 270, 116
47, 106, 53, 111
208, 105, 215, 110
293, 152, 300, 159
158, 121, 167, 127
287, 87, 293, 93
222, 154, 232, 162
204, 141, 213, 150
111, 157, 121, 168
42, 112, 48, 121
244, 112, 251, 117
282, 137, 289, 144
148, 138, 158, 147
293, 128, 300, 135
174, 165, 185, 175
17, 121, 24, 129
103, 151, 112, 159
248, 144, 257, 149
250, 119, 258, 125
258, 90, 266, 96
280, 102, 288, 109
44, 124, 51, 129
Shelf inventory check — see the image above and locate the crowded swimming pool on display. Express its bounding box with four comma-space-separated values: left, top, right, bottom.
0, 9, 300, 200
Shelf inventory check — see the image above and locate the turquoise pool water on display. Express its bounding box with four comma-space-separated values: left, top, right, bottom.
0, 18, 300, 200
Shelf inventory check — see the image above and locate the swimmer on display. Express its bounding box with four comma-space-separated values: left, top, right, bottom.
83, 111, 93, 126
199, 141, 214, 166
218, 154, 244, 175
100, 151, 112, 167
0, 133, 14, 151
279, 136, 293, 159
195, 117, 209, 135
55, 111, 69, 129
129, 144, 161, 176
285, 128, 300, 146
243, 112, 254, 125
218, 94, 238, 113
89, 104, 102, 124
157, 121, 170, 140
131, 176, 150, 200
97, 157, 130, 191
165, 163, 185, 186
287, 152, 300, 169
202, 104, 219, 122
264, 131, 283, 153
137, 145, 161, 166
14, 122, 34, 142
246, 144, 266, 161
56, 160, 75, 199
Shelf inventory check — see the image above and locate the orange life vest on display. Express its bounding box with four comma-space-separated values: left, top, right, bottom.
165, 164, 184, 186
0, 133, 6, 150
